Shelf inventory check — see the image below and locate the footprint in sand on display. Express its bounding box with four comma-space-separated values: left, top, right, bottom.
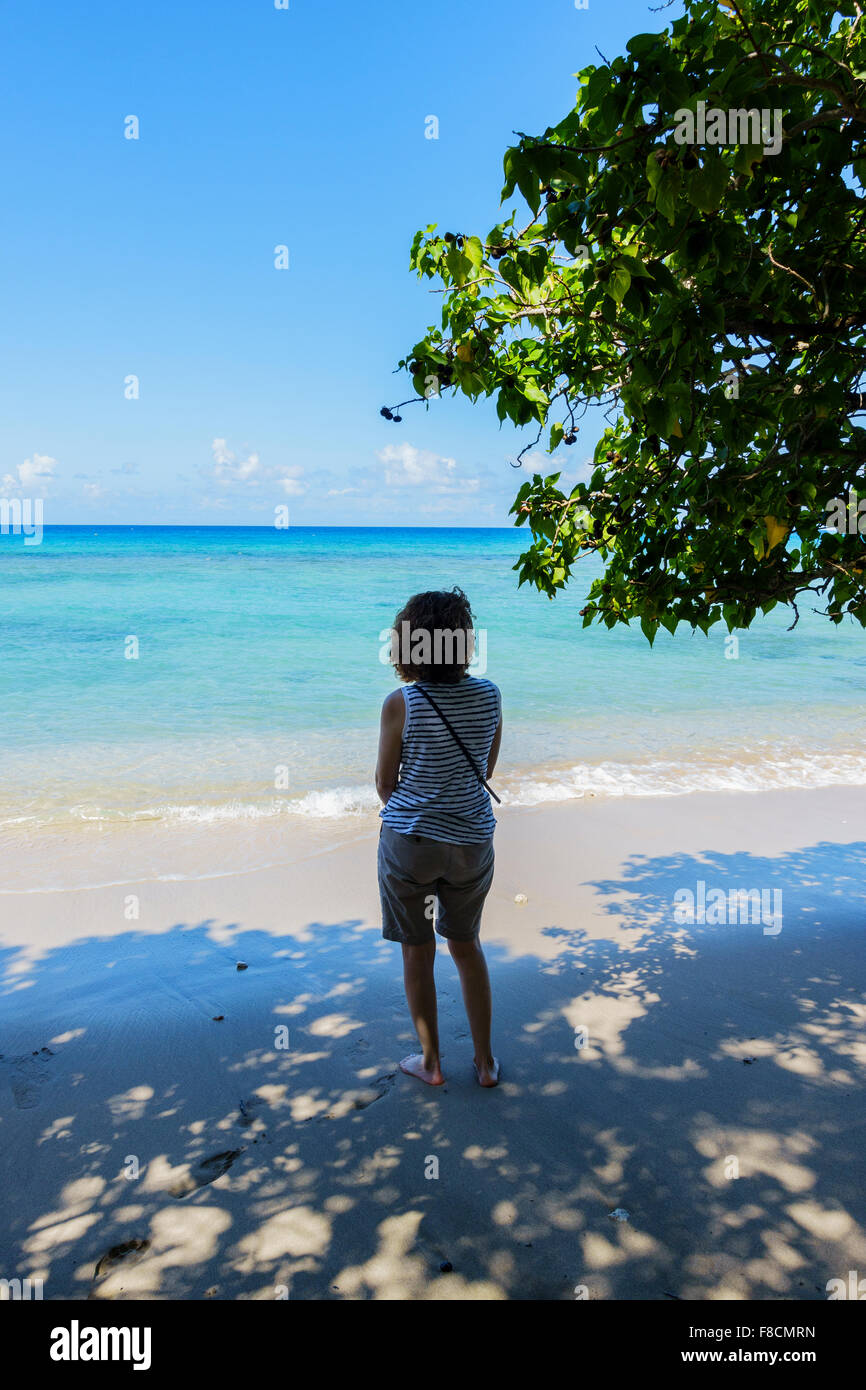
169, 1149, 243, 1199
238, 1096, 266, 1127
89, 1239, 151, 1299
2, 1048, 55, 1110
350, 1071, 398, 1111
317, 1072, 397, 1121
93, 1239, 150, 1281
238, 1097, 270, 1142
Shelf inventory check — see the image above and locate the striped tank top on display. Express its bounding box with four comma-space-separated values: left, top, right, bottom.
380, 676, 501, 845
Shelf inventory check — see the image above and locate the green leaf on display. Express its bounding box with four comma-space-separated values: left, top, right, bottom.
522, 379, 550, 409
733, 144, 763, 176
608, 264, 632, 304
615, 250, 653, 278
687, 154, 729, 212
646, 152, 664, 190
464, 236, 484, 272
627, 33, 660, 59
652, 167, 681, 223
516, 164, 541, 215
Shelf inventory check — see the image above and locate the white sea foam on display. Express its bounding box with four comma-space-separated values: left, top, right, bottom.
4, 751, 866, 831
284, 785, 380, 818
47, 786, 382, 827
504, 751, 866, 806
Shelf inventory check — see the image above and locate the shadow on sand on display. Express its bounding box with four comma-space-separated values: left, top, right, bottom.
1, 837, 864, 1299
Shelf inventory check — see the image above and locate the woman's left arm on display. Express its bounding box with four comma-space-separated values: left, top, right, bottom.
487, 713, 503, 780
375, 689, 405, 804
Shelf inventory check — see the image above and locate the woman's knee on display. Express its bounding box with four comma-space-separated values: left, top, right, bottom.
401, 940, 436, 966
446, 935, 483, 961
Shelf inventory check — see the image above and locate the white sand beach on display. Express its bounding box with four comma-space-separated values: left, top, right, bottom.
1, 786, 864, 1300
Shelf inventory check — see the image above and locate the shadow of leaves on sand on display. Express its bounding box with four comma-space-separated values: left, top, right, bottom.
0, 837, 864, 1300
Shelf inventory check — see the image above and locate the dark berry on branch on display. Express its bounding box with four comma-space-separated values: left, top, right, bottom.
380, 407, 393, 419
392, 414, 402, 422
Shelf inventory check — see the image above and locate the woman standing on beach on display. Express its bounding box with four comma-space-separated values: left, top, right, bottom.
375, 587, 503, 1088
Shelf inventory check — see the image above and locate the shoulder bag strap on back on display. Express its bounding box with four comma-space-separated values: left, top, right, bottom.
413, 683, 502, 805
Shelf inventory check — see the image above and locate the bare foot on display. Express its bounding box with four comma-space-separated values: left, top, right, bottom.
400, 1053, 445, 1086
473, 1055, 500, 1087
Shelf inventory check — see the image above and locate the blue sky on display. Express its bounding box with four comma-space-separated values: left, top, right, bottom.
0, 0, 681, 525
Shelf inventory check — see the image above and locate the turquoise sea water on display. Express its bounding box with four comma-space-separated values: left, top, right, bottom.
2, 524, 866, 833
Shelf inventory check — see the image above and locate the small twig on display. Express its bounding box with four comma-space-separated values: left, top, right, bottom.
766, 243, 821, 304
514, 423, 546, 467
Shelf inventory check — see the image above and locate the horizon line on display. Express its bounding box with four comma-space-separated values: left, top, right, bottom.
24, 522, 520, 531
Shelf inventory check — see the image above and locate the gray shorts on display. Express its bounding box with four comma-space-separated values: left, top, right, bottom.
378, 824, 495, 946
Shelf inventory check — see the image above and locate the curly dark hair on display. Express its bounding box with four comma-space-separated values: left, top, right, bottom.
390, 587, 475, 684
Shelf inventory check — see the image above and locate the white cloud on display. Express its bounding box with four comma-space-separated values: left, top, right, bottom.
210, 439, 306, 496
2, 453, 57, 496
83, 482, 104, 499
378, 442, 478, 494
211, 438, 261, 485
510, 449, 541, 473
509, 447, 592, 486
275, 466, 306, 497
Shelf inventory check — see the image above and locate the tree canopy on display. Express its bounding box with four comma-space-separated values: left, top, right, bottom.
387, 0, 866, 639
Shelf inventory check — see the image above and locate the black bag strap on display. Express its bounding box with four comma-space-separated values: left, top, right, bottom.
413, 683, 502, 805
